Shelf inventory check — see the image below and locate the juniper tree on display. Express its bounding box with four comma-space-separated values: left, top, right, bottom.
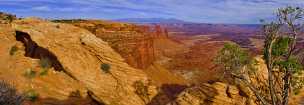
215, 6, 304, 105
214, 42, 268, 104
268, 6, 304, 105
214, 42, 252, 81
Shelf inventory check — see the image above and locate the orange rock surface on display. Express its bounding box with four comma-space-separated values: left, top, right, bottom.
0, 18, 158, 105
59, 20, 189, 86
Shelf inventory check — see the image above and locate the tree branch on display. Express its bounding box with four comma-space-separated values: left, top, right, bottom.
231, 73, 270, 105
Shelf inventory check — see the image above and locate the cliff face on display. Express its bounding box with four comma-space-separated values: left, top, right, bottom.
0, 18, 157, 105
58, 20, 185, 69
59, 20, 188, 86
62, 20, 235, 85
58, 20, 163, 69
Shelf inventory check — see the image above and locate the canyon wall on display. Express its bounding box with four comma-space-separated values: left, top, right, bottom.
58, 20, 169, 69
59, 20, 188, 86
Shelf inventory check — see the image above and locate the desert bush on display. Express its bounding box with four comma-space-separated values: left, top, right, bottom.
24, 89, 39, 102
9, 45, 18, 56
23, 68, 36, 79
39, 57, 51, 69
100, 63, 111, 73
39, 69, 48, 76
214, 42, 253, 82
133, 81, 149, 103
0, 81, 24, 105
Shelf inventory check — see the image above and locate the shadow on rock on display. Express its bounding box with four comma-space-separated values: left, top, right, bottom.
148, 84, 188, 105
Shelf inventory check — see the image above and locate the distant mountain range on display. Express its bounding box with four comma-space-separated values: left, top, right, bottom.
114, 18, 262, 36
114, 18, 190, 23
159, 23, 262, 35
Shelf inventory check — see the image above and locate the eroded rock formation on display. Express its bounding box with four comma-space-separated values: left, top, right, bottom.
0, 18, 157, 105
58, 20, 188, 86
168, 82, 256, 105
56, 20, 157, 69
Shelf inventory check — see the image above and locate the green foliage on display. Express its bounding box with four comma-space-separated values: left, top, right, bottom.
133, 81, 149, 103
274, 56, 303, 73
261, 6, 304, 104
247, 59, 259, 75
275, 56, 304, 95
39, 57, 52, 69
262, 22, 281, 63
24, 89, 39, 102
100, 63, 111, 73
271, 37, 292, 57
214, 42, 252, 74
39, 69, 49, 76
9, 45, 18, 56
23, 68, 36, 79
38, 58, 53, 76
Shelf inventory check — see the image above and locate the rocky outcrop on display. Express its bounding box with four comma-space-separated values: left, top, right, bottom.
167, 56, 304, 105
165, 57, 270, 105
167, 82, 256, 105
94, 25, 156, 69
0, 22, 94, 104
0, 18, 158, 105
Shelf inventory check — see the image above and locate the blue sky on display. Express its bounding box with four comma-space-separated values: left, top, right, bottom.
0, 0, 303, 24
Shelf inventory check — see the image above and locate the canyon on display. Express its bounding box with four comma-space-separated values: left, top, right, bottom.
0, 12, 304, 105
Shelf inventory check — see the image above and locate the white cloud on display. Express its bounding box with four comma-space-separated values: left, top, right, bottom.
31, 6, 51, 11
1, 0, 304, 23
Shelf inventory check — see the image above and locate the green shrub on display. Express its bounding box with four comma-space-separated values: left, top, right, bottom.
100, 63, 111, 73
133, 81, 149, 103
9, 45, 18, 56
23, 68, 36, 79
0, 81, 24, 105
214, 43, 252, 74
39, 69, 48, 76
39, 57, 51, 69
24, 89, 39, 102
